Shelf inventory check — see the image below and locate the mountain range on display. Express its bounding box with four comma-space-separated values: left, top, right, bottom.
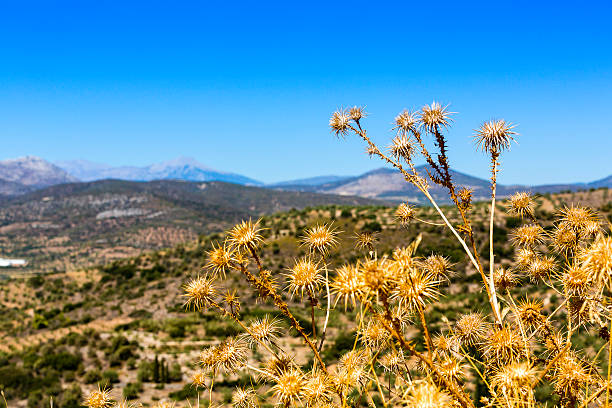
0, 156, 610, 203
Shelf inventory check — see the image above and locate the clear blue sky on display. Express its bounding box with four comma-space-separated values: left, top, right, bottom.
1, 1, 611, 184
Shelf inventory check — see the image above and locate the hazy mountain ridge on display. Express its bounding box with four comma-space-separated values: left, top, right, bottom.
55, 156, 262, 186
0, 156, 77, 195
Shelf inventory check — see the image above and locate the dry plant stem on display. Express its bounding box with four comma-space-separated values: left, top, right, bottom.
375, 296, 475, 408
607, 317, 612, 405
488, 152, 502, 324
308, 291, 317, 339
580, 384, 608, 408
349, 123, 502, 323
317, 262, 331, 352
230, 260, 327, 372
531, 342, 571, 388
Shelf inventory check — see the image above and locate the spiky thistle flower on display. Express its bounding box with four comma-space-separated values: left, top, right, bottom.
551, 351, 593, 403
420, 254, 454, 281
261, 354, 298, 382
206, 241, 234, 277
507, 192, 534, 218
481, 325, 526, 365
223, 289, 241, 316
228, 219, 264, 251
579, 235, 612, 288
330, 264, 363, 309
454, 313, 488, 347
432, 333, 457, 356
558, 205, 599, 232
391, 270, 440, 311
493, 267, 520, 291
83, 387, 113, 408
395, 202, 417, 225
232, 387, 258, 408
243, 315, 282, 347
394, 110, 418, 133
435, 357, 466, 382
491, 361, 538, 397
560, 264, 591, 295
379, 349, 405, 374
389, 133, 415, 161
271, 368, 305, 406
303, 369, 334, 406
354, 231, 378, 251
301, 223, 339, 255
200, 337, 248, 373
191, 370, 208, 389
419, 102, 453, 133
359, 318, 389, 350
551, 223, 580, 253
515, 298, 544, 327
114, 400, 139, 408
510, 224, 545, 247
405, 382, 452, 408
285, 257, 324, 299
348, 106, 366, 122
183, 274, 217, 311
514, 248, 537, 269
329, 109, 350, 137
458, 187, 473, 211
473, 119, 517, 154
526, 255, 556, 282
359, 257, 394, 297
336, 349, 370, 392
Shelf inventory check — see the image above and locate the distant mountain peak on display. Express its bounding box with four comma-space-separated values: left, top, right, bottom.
0, 156, 77, 195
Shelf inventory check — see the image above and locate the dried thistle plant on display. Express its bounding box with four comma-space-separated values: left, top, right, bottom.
114, 101, 612, 408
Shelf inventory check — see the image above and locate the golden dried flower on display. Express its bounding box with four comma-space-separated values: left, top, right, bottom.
552, 223, 579, 253
515, 248, 537, 269
558, 205, 599, 232
515, 298, 543, 326
481, 325, 526, 365
331, 264, 363, 309
389, 133, 415, 161
507, 192, 534, 218
491, 361, 538, 394
510, 224, 545, 247
405, 382, 452, 408
473, 119, 517, 154
527, 255, 556, 281
394, 110, 418, 132
285, 257, 323, 299
191, 370, 208, 388
271, 368, 305, 406
421, 254, 454, 280
395, 203, 417, 225
391, 270, 440, 311
329, 109, 350, 137
379, 349, 405, 373
301, 223, 339, 255
359, 318, 389, 350
348, 106, 366, 122
354, 231, 377, 251
223, 289, 241, 316
359, 258, 394, 296
454, 313, 488, 347
432, 333, 456, 355
206, 241, 234, 277
228, 219, 264, 251
561, 264, 591, 296
243, 315, 282, 347
493, 267, 520, 291
303, 369, 334, 406
436, 357, 466, 382
200, 337, 248, 373
458, 187, 473, 211
183, 274, 217, 311
551, 352, 593, 402
579, 235, 612, 288
232, 387, 258, 408
419, 102, 453, 133
336, 349, 370, 392
84, 387, 113, 408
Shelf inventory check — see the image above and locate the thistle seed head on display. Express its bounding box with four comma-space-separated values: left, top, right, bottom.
83, 387, 113, 408
228, 219, 264, 251
329, 109, 350, 137
419, 102, 453, 133
395, 202, 417, 225
301, 223, 339, 255
183, 274, 217, 311
331, 264, 363, 309
393, 110, 418, 133
285, 257, 324, 299
473, 119, 517, 154
507, 192, 534, 218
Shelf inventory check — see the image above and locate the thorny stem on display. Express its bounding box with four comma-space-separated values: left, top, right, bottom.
317, 263, 331, 352
488, 151, 502, 325
230, 260, 328, 372
375, 295, 475, 408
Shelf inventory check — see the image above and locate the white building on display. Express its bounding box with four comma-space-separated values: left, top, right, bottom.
0, 258, 27, 267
